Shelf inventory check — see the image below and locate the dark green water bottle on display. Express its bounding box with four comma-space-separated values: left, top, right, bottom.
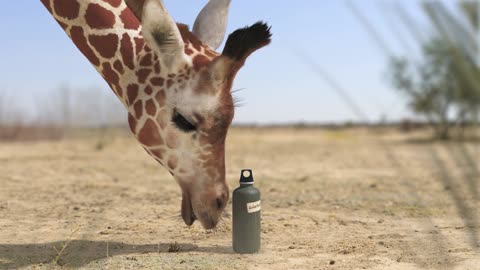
232, 169, 261, 254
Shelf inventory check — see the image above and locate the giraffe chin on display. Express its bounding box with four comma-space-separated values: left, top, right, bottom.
181, 191, 196, 226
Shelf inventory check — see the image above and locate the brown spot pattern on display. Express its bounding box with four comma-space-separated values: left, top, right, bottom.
193, 55, 210, 71
70, 27, 100, 66
127, 84, 139, 105
140, 53, 152, 66
145, 99, 157, 116
85, 4, 116, 29
128, 113, 137, 133
154, 61, 161, 73
144, 85, 153, 95
134, 100, 143, 118
138, 119, 163, 146
113, 60, 124, 74
120, 8, 140, 30
177, 24, 202, 51
56, 19, 69, 31
116, 86, 124, 98
53, 0, 80, 20
104, 0, 122, 7
185, 48, 194, 55
101, 62, 120, 90
41, 0, 52, 13
150, 77, 164, 87
137, 69, 152, 83
120, 34, 134, 70
134, 37, 145, 55
88, 34, 118, 59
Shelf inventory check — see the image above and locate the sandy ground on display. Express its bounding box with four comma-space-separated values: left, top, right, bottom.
0, 127, 479, 270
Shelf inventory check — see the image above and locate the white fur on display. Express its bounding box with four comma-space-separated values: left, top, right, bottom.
193, 0, 231, 50
142, 0, 188, 70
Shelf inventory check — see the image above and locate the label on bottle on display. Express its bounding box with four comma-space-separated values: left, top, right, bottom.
246, 200, 261, 213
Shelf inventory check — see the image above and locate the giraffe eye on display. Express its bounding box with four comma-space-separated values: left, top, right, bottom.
172, 110, 196, 132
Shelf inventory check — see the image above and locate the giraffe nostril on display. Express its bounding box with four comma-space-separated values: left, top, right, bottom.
216, 198, 223, 210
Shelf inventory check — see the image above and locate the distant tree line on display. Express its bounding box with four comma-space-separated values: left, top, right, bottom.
388, 1, 480, 140
0, 86, 126, 141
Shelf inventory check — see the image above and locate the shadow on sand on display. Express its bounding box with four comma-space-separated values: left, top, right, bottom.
0, 240, 233, 269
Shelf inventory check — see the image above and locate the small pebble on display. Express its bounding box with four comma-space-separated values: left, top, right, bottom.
329, 260, 335, 265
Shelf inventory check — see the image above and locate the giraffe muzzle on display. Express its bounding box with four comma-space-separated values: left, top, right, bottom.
181, 190, 196, 226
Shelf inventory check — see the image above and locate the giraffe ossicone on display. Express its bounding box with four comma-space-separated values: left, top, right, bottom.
41, 0, 271, 229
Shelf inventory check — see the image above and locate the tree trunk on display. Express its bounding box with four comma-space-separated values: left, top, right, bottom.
438, 124, 450, 140
437, 105, 451, 140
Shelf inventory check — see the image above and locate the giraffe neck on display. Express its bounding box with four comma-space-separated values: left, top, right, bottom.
41, 0, 148, 107
41, 0, 219, 110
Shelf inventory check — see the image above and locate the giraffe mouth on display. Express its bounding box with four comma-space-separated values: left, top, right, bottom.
181, 191, 196, 226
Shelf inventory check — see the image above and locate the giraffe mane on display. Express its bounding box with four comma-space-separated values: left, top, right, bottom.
177, 23, 219, 57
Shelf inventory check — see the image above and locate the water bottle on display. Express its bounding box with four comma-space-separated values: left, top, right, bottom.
232, 169, 261, 253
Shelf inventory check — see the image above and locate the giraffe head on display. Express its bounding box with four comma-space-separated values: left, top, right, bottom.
41, 0, 270, 229
126, 0, 271, 229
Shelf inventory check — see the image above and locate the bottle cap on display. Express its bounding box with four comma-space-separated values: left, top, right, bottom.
240, 169, 254, 184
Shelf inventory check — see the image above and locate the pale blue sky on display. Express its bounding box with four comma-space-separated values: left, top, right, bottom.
0, 1, 458, 124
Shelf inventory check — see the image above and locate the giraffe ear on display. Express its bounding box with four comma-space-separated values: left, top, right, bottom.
192, 0, 231, 50
141, 0, 187, 70
211, 22, 272, 81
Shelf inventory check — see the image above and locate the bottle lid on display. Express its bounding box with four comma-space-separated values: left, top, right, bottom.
240, 169, 254, 184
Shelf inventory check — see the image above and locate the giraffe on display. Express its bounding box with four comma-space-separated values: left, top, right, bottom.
40, 0, 271, 229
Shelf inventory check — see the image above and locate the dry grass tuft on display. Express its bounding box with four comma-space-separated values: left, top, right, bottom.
51, 227, 79, 266
167, 242, 181, 253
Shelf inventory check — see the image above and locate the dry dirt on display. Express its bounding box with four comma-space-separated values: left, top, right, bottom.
0, 127, 479, 270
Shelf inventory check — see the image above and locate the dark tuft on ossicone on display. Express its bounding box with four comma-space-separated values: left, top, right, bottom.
222, 22, 272, 61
